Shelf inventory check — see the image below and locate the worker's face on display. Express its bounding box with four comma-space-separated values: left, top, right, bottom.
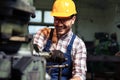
54, 15, 76, 37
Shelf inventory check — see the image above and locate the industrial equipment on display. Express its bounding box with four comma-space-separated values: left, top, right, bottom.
0, 0, 49, 80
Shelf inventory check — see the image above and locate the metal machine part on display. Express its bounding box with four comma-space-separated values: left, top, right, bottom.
33, 45, 69, 80
0, 0, 48, 80
0, 0, 35, 55
11, 56, 47, 80
33, 44, 66, 63
117, 25, 120, 29
0, 52, 11, 79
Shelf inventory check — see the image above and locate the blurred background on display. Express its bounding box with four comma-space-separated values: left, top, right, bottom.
0, 0, 120, 80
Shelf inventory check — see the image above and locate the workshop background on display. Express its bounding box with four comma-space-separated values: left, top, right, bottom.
0, 0, 120, 80
29, 0, 120, 80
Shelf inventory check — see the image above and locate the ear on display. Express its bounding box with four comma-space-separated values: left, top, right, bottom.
71, 16, 76, 24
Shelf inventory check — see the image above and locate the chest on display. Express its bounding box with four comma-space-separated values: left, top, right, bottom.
50, 39, 71, 53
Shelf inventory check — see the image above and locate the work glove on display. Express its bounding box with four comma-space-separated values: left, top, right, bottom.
33, 44, 40, 53
49, 50, 66, 64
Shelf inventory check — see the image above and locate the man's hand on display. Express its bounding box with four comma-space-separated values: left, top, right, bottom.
33, 44, 40, 53
70, 76, 81, 80
49, 50, 66, 63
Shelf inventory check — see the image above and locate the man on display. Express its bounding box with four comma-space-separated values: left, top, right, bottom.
33, 0, 87, 80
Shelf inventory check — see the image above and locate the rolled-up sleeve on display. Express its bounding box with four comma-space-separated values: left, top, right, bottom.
33, 30, 46, 51
72, 38, 87, 80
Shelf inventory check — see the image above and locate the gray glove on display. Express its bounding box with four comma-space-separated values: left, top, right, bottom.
49, 50, 66, 64
33, 44, 40, 53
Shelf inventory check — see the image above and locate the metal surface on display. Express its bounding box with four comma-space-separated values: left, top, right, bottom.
0, 53, 11, 79
0, 0, 48, 80
11, 56, 46, 80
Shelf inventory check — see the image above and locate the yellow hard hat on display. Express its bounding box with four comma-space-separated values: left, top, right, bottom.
51, 0, 77, 17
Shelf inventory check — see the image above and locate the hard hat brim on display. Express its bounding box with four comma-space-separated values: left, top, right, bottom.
51, 12, 77, 17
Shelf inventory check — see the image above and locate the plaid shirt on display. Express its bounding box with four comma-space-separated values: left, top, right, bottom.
33, 29, 87, 80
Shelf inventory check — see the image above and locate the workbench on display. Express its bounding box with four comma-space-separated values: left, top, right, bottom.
87, 55, 120, 80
